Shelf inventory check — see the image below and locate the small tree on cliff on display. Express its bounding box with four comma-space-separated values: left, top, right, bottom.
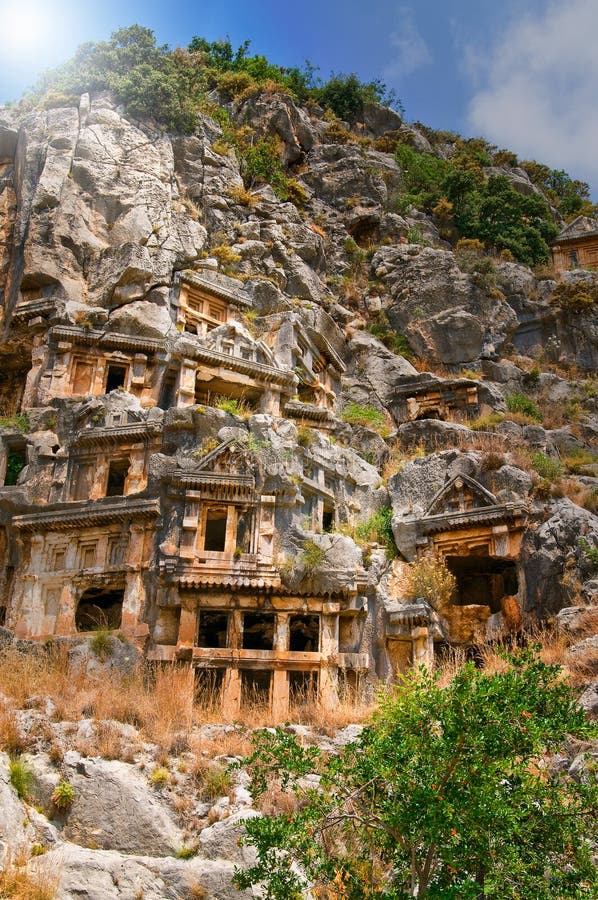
234, 652, 598, 899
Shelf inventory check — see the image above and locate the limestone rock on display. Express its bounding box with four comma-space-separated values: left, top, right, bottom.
521, 500, 598, 616
28, 754, 183, 856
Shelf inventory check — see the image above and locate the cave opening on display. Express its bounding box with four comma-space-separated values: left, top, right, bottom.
75, 587, 124, 631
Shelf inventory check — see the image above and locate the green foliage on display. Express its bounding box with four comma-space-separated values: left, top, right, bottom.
200, 763, 231, 800
89, 627, 114, 660
4, 452, 26, 486
37, 26, 207, 132
472, 175, 559, 266
176, 844, 199, 859
9, 756, 33, 799
579, 539, 598, 572
368, 312, 414, 359
406, 551, 457, 610
314, 72, 401, 121
354, 507, 397, 558
521, 161, 597, 218
296, 425, 315, 448
530, 452, 563, 481
51, 779, 75, 809
395, 144, 452, 211
550, 280, 598, 314
341, 403, 387, 432
235, 653, 598, 899
300, 540, 326, 573
395, 141, 559, 265
38, 27, 402, 138
212, 396, 252, 417
0, 414, 29, 433
505, 392, 542, 421
149, 767, 169, 787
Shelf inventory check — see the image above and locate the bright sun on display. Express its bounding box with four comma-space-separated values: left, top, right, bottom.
0, 2, 53, 58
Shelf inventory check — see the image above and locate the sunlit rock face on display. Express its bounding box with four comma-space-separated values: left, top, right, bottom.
0, 88, 596, 722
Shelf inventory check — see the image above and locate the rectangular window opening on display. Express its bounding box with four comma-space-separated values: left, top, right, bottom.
289, 670, 319, 706
105, 364, 128, 393
322, 506, 334, 533
289, 614, 320, 652
194, 668, 224, 709
242, 612, 275, 650
241, 669, 271, 707
204, 507, 228, 552
197, 611, 229, 648
158, 371, 177, 411
106, 458, 130, 497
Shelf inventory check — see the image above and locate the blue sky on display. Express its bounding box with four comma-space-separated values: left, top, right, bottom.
0, 0, 596, 198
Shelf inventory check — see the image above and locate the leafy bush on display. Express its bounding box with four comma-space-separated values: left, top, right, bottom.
4, 452, 26, 486
368, 314, 414, 359
37, 26, 207, 132
530, 452, 563, 481
9, 756, 33, 799
354, 507, 396, 558
506, 392, 542, 421
394, 142, 559, 264
405, 551, 456, 610
236, 653, 598, 899
300, 540, 326, 573
51, 779, 75, 809
314, 72, 401, 121
550, 281, 598, 314
341, 403, 387, 433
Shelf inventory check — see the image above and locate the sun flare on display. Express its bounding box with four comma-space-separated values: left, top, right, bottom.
0, 1, 53, 58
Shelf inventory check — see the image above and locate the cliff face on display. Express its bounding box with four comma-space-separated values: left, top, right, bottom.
0, 87, 596, 714
0, 80, 598, 900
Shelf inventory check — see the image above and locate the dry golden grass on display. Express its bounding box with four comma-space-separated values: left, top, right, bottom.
0, 702, 26, 755
0, 851, 60, 900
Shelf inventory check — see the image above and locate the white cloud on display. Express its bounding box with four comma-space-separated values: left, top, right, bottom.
384, 6, 432, 79
466, 0, 598, 195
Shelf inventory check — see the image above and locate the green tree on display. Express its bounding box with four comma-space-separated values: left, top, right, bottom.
235, 653, 597, 899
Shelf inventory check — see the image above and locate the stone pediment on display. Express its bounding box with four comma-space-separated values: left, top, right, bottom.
194, 439, 255, 479
554, 215, 598, 243
425, 474, 497, 518
203, 322, 277, 367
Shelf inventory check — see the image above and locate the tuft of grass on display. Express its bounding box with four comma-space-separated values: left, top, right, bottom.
228, 184, 259, 208
88, 627, 113, 660
353, 507, 397, 559
51, 780, 75, 809
0, 704, 26, 755
149, 767, 170, 787
9, 756, 33, 800
300, 540, 327, 573
530, 451, 562, 481
296, 425, 315, 448
176, 844, 199, 859
212, 395, 253, 418
0, 413, 29, 433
